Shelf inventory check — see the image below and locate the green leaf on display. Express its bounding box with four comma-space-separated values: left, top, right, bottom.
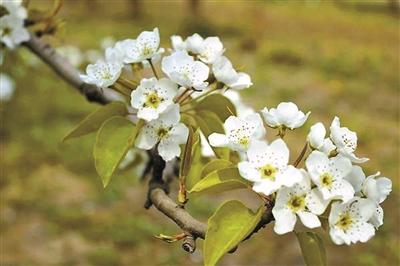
189, 167, 249, 194
63, 101, 127, 142
204, 200, 265, 266
194, 111, 229, 160
194, 94, 237, 121
94, 117, 141, 187
200, 159, 233, 178
186, 130, 203, 190
295, 231, 327, 266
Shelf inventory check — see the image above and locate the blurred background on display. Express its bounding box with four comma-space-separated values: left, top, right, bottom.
1, 0, 399, 265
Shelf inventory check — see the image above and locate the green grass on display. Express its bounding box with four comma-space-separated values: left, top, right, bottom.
1, 1, 399, 265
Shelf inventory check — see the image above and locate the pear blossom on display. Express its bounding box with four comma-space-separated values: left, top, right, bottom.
0, 72, 15, 101
80, 60, 122, 88
330, 116, 368, 163
305, 151, 354, 202
170, 35, 186, 51
361, 173, 392, 204
272, 170, 329, 234
135, 104, 189, 161
130, 77, 178, 121
238, 139, 303, 195
0, 0, 27, 20
208, 113, 265, 152
212, 56, 252, 90
261, 102, 310, 130
185, 33, 224, 64
0, 14, 29, 49
329, 197, 376, 245
161, 51, 209, 91
307, 122, 337, 156
121, 28, 161, 63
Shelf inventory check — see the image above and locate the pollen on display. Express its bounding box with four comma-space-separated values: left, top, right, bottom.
238, 136, 249, 148
335, 212, 353, 232
145, 92, 162, 108
288, 195, 306, 212
157, 127, 169, 139
259, 164, 277, 181
320, 172, 333, 188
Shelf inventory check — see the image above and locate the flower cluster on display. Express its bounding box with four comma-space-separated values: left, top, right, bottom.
80, 28, 391, 246
0, 0, 30, 49
210, 102, 392, 245
81, 29, 253, 162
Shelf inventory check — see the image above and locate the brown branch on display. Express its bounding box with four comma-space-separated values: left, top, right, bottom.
23, 33, 112, 104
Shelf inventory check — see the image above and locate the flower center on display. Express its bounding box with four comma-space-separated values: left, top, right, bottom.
259, 164, 277, 181
157, 127, 170, 139
142, 44, 153, 56
238, 136, 249, 148
335, 212, 353, 232
288, 195, 306, 212
101, 71, 113, 80
320, 172, 333, 188
145, 92, 162, 108
2, 26, 11, 36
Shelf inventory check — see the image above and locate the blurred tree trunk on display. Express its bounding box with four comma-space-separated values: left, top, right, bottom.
130, 0, 142, 20
188, 0, 200, 17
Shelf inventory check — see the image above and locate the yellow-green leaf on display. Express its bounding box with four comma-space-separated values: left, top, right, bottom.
204, 200, 265, 266
189, 167, 249, 194
94, 117, 140, 187
63, 101, 127, 142
200, 159, 233, 178
180, 127, 195, 179
194, 111, 229, 160
194, 94, 237, 121
186, 130, 203, 190
295, 231, 327, 266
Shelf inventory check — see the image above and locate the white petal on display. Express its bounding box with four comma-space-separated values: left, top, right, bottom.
158, 104, 180, 125
306, 188, 330, 215
272, 208, 297, 235
328, 179, 355, 202
329, 228, 349, 245
253, 180, 281, 195
158, 140, 181, 161
297, 211, 321, 229
269, 138, 290, 167
278, 166, 303, 188
305, 151, 330, 183
208, 133, 228, 147
344, 165, 365, 193
238, 161, 261, 182
247, 140, 269, 166
347, 221, 375, 244
169, 123, 189, 145
369, 204, 383, 229
329, 155, 352, 180
307, 122, 326, 149
135, 125, 157, 150
261, 107, 280, 128
229, 72, 252, 90
319, 138, 336, 156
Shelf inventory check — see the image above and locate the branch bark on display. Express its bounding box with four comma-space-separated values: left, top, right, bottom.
23, 33, 275, 253
23, 33, 112, 104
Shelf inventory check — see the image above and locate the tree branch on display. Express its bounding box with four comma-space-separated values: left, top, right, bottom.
23, 33, 112, 104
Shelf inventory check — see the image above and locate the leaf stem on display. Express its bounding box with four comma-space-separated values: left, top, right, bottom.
293, 142, 309, 167
148, 59, 159, 79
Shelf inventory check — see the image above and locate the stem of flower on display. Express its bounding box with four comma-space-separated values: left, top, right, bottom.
179, 90, 195, 104
181, 84, 221, 107
293, 142, 309, 167
148, 59, 159, 79
110, 84, 131, 97
118, 76, 138, 89
175, 88, 190, 103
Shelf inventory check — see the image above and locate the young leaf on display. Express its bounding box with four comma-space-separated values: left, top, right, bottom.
194, 110, 229, 160
94, 117, 141, 187
295, 231, 327, 266
194, 94, 237, 121
180, 126, 195, 179
189, 167, 250, 194
186, 130, 203, 190
63, 101, 127, 142
200, 159, 233, 178
204, 200, 265, 266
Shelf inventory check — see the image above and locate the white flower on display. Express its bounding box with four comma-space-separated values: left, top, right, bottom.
170, 35, 186, 51
121, 28, 160, 63
0, 72, 15, 101
369, 203, 384, 229
272, 170, 329, 234
238, 139, 303, 195
185, 33, 204, 54
130, 78, 178, 121
200, 132, 215, 157
0, 0, 27, 20
80, 60, 122, 88
319, 138, 336, 156
305, 151, 354, 202
0, 15, 29, 49
330, 116, 368, 163
209, 113, 265, 152
135, 104, 189, 161
161, 51, 209, 91
212, 56, 252, 90
329, 197, 375, 245
224, 90, 255, 117
261, 102, 310, 130
361, 173, 392, 204
307, 122, 326, 149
